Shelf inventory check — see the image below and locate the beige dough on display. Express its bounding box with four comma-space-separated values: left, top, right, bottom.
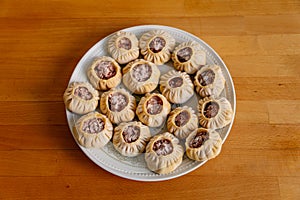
63, 82, 99, 115
108, 31, 139, 64
160, 70, 194, 104
87, 56, 122, 90
122, 59, 160, 94
113, 121, 151, 157
167, 106, 198, 139
100, 88, 136, 124
185, 128, 222, 162
145, 132, 184, 174
172, 41, 206, 74
194, 65, 225, 97
198, 96, 233, 129
136, 93, 171, 127
73, 112, 113, 148
139, 30, 175, 65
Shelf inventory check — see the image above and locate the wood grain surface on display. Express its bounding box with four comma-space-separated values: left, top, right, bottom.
1, 0, 299, 199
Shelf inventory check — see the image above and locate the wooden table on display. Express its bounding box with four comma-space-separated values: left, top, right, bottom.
1, 0, 299, 199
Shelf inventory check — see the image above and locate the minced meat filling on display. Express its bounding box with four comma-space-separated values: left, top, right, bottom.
122, 125, 140, 143
149, 37, 166, 53
108, 92, 128, 112
168, 77, 183, 88
175, 110, 190, 127
198, 69, 215, 86
203, 101, 219, 118
189, 131, 209, 148
132, 63, 152, 82
94, 61, 116, 80
74, 86, 93, 100
177, 47, 193, 63
153, 139, 173, 156
146, 96, 163, 115
82, 118, 104, 134
118, 37, 131, 50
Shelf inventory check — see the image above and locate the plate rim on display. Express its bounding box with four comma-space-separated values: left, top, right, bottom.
65, 24, 236, 182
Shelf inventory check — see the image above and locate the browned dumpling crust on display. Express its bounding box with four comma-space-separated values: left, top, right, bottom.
108, 31, 139, 64
139, 30, 175, 65
122, 59, 160, 94
198, 96, 233, 129
194, 65, 225, 97
73, 112, 113, 148
145, 132, 184, 174
100, 88, 136, 124
185, 128, 222, 162
159, 70, 194, 104
113, 121, 151, 157
167, 106, 198, 139
87, 56, 122, 90
172, 41, 206, 74
136, 93, 171, 127
63, 82, 99, 115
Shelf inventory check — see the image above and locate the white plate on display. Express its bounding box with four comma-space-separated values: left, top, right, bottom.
66, 25, 236, 181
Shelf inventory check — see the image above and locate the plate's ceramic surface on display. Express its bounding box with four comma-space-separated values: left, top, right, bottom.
66, 25, 236, 181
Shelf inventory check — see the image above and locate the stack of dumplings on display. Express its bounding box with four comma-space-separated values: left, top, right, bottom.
63, 29, 233, 175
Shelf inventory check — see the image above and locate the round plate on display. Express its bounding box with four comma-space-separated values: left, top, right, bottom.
66, 25, 236, 181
